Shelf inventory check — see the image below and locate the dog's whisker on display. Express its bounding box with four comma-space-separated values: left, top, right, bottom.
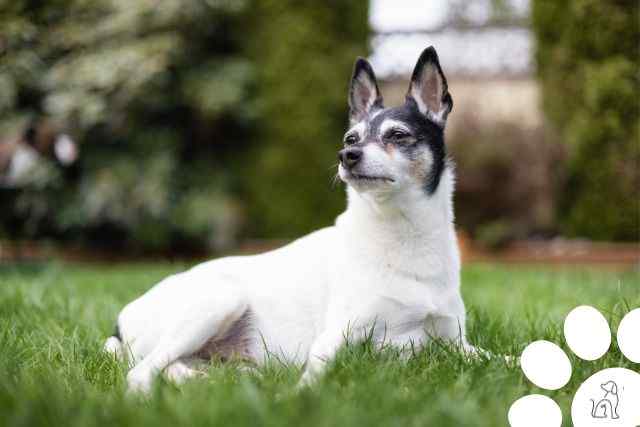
330, 172, 342, 189
327, 162, 340, 171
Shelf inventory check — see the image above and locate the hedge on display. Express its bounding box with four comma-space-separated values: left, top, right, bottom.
532, 0, 640, 241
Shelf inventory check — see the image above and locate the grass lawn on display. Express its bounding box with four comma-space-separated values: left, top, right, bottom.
0, 261, 638, 427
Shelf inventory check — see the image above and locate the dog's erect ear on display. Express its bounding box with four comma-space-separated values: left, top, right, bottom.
602, 381, 617, 394
602, 381, 618, 394
349, 58, 383, 124
406, 46, 452, 127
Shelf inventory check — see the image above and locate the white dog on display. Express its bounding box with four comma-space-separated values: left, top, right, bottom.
105, 46, 480, 393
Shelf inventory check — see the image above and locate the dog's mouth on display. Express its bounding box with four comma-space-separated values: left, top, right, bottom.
347, 172, 394, 183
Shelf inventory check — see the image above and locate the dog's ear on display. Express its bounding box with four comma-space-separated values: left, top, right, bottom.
406, 46, 452, 127
601, 381, 617, 394
349, 58, 383, 124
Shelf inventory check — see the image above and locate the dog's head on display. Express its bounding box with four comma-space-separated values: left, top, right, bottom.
600, 381, 618, 395
338, 46, 452, 197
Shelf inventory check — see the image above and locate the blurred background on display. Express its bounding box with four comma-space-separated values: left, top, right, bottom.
0, 0, 638, 262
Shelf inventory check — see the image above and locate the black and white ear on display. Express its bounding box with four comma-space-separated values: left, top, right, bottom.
406, 46, 453, 127
348, 58, 383, 124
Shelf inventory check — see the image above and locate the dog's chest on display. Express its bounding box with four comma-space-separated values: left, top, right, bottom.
329, 252, 451, 332
338, 210, 455, 284
327, 208, 459, 338
340, 232, 453, 293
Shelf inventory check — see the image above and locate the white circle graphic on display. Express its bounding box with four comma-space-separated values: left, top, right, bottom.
617, 308, 640, 363
520, 340, 572, 390
508, 394, 562, 427
571, 367, 640, 427
564, 305, 611, 361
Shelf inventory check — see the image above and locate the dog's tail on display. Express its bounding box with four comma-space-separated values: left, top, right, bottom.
103, 323, 124, 360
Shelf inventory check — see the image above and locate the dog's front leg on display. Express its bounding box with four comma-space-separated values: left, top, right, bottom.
427, 304, 493, 359
297, 330, 346, 389
425, 294, 486, 356
428, 314, 478, 354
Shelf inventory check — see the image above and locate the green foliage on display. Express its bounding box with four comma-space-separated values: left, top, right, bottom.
242, 1, 369, 237
0, 0, 255, 250
0, 0, 369, 248
532, 0, 640, 241
0, 262, 638, 426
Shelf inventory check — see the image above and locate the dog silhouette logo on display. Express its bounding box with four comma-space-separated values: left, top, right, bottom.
508, 306, 640, 427
590, 380, 620, 419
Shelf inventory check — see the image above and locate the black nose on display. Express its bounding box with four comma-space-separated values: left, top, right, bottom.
339, 147, 362, 169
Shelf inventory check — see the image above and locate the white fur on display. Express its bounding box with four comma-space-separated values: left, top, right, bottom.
378, 119, 411, 137
370, 109, 383, 119
426, 110, 447, 127
104, 336, 123, 359
346, 121, 366, 140
110, 157, 477, 394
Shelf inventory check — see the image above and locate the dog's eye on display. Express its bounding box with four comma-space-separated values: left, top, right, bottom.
387, 129, 411, 140
344, 134, 359, 145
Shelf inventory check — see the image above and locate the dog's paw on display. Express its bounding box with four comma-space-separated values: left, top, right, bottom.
103, 336, 123, 360
164, 361, 205, 385
296, 370, 317, 390
126, 367, 154, 395
508, 306, 640, 427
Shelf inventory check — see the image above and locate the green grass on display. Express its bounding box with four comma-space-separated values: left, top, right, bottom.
0, 262, 638, 427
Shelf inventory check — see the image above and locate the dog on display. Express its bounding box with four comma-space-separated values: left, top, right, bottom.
105, 46, 481, 394
590, 380, 620, 419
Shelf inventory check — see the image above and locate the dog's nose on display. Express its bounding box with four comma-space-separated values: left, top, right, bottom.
339, 147, 362, 169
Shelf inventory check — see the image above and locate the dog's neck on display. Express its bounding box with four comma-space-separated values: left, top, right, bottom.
336, 167, 458, 274
336, 168, 459, 286
340, 168, 455, 238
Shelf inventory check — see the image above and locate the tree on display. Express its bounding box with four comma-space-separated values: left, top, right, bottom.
532, 0, 640, 241
0, 0, 370, 250
243, 1, 369, 237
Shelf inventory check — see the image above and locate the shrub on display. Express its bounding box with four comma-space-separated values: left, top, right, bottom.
532, 0, 640, 241
242, 1, 369, 237
449, 113, 562, 247
0, 1, 369, 250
